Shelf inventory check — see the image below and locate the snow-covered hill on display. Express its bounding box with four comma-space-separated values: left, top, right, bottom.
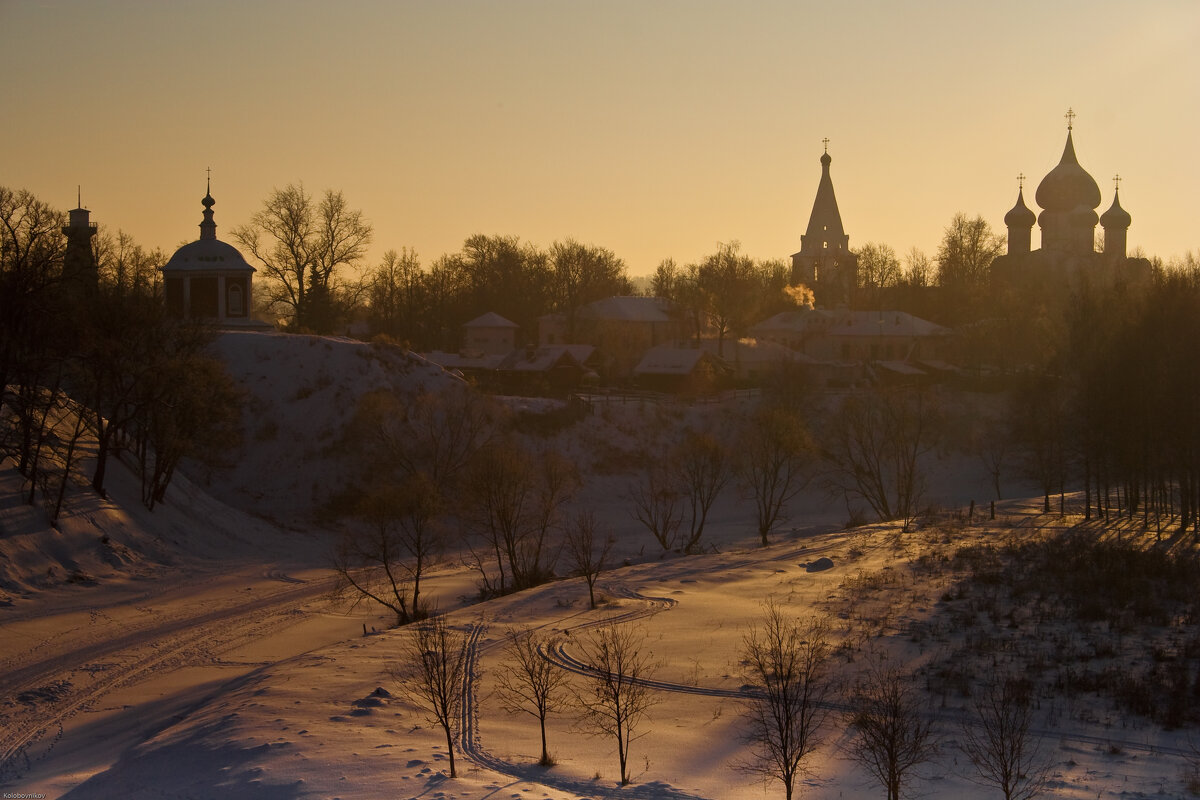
2, 332, 1197, 799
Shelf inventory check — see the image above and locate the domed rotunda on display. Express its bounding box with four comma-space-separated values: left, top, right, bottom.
161, 181, 269, 328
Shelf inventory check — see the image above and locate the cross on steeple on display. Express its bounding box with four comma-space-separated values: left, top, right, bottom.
206, 166, 212, 194
1017, 172, 1026, 190
1065, 107, 1076, 130
822, 137, 829, 153
1113, 174, 1122, 191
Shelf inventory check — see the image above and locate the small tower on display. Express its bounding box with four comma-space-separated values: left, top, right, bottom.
62, 188, 98, 292
791, 140, 858, 307
1004, 176, 1036, 256
1100, 176, 1131, 259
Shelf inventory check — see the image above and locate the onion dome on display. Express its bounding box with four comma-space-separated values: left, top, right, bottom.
1069, 203, 1099, 229
1004, 188, 1036, 228
1100, 188, 1131, 229
1035, 130, 1101, 213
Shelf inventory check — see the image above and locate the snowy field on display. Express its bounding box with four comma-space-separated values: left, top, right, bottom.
2, 332, 1196, 799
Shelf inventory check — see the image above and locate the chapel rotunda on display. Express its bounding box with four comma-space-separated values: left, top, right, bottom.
161, 182, 268, 328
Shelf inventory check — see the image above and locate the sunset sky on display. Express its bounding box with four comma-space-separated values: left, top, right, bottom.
2, 0, 1197, 275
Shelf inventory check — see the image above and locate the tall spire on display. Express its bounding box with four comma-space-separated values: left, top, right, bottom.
200, 173, 217, 241
802, 141, 848, 255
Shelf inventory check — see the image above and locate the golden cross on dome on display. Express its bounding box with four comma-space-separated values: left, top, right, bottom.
1017, 172, 1026, 190
1065, 107, 1076, 130
822, 137, 829, 153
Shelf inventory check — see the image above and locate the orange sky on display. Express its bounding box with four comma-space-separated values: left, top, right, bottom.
2, 0, 1196, 275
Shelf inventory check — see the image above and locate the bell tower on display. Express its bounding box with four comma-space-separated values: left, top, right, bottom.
62, 187, 98, 292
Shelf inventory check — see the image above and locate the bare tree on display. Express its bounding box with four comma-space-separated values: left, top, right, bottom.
970, 412, 1011, 502
351, 384, 499, 490
628, 466, 684, 551
388, 614, 470, 778
960, 677, 1052, 800
367, 247, 425, 343
737, 406, 814, 546
332, 474, 444, 624
462, 439, 577, 595
1008, 373, 1068, 514
134, 339, 241, 510
738, 603, 834, 800
94, 228, 164, 295
573, 623, 661, 785
232, 183, 372, 332
821, 388, 939, 529
650, 258, 679, 300
847, 660, 939, 800
935, 212, 1004, 289
857, 242, 902, 294
564, 510, 613, 610
693, 241, 763, 357
495, 626, 572, 767
676, 429, 731, 553
549, 238, 633, 343
901, 247, 934, 289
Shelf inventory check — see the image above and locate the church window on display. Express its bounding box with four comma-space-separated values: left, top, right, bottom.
228, 283, 244, 316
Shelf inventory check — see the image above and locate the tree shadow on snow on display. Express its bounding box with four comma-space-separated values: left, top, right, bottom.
60, 717, 303, 800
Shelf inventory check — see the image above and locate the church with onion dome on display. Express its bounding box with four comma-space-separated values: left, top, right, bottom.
160, 179, 272, 329
991, 109, 1151, 292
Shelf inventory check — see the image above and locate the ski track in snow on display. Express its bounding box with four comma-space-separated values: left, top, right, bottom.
0, 572, 337, 782
452, 536, 1194, 798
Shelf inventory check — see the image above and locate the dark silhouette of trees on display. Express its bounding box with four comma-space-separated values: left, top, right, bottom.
934, 213, 1004, 325
738, 603, 834, 800
960, 676, 1052, 800
452, 234, 551, 341
821, 388, 940, 528
737, 406, 814, 546
856, 242, 901, 307
232, 183, 372, 332
2, 187, 240, 515
573, 622, 661, 786
935, 213, 1004, 289
1008, 373, 1069, 514
332, 473, 445, 625
132, 319, 240, 510
692, 242, 764, 357
462, 439, 577, 595
650, 258, 680, 300
367, 247, 424, 343
628, 466, 684, 551
847, 660, 939, 800
94, 229, 164, 295
352, 384, 499, 490
549, 238, 632, 343
1058, 264, 1200, 531
0, 187, 66, 479
901, 247, 934, 289
564, 510, 613, 609
495, 626, 572, 767
675, 429, 731, 553
388, 614, 470, 778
